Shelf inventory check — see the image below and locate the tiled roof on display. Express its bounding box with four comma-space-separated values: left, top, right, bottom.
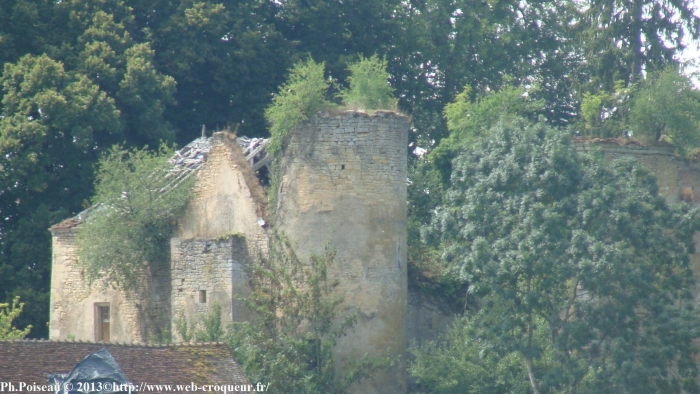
49, 134, 269, 231
0, 340, 250, 393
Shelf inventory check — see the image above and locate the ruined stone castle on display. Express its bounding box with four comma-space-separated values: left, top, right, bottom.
49, 110, 700, 393
49, 110, 414, 393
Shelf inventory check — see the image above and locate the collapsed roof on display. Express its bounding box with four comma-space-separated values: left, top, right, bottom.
50, 134, 270, 230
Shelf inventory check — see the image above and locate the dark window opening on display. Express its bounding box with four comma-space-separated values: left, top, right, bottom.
341, 164, 345, 170
95, 304, 110, 342
199, 290, 207, 303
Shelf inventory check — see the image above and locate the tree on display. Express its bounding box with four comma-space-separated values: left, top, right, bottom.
390, 0, 578, 150
128, 0, 291, 141
0, 296, 31, 340
421, 119, 700, 393
409, 316, 532, 394
629, 67, 700, 153
574, 67, 700, 156
576, 80, 634, 138
76, 144, 194, 289
0, 53, 123, 337
573, 0, 700, 92
227, 235, 389, 394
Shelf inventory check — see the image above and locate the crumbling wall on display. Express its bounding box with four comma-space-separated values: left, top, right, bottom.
177, 132, 268, 257
170, 236, 252, 341
275, 110, 410, 394
49, 226, 170, 343
173, 131, 267, 340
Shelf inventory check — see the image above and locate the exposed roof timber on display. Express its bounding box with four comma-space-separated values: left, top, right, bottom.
50, 133, 270, 230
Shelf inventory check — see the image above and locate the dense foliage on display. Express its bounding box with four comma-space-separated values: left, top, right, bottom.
227, 235, 389, 394
76, 145, 193, 290
414, 120, 700, 393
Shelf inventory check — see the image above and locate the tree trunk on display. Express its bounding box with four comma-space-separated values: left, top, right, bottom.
524, 356, 542, 394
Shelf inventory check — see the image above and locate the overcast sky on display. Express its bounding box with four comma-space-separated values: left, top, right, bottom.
682, 0, 700, 85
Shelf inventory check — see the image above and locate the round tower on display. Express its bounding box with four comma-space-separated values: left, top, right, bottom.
275, 110, 409, 393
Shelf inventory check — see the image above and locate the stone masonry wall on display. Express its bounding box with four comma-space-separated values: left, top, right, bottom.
275, 110, 410, 394
49, 227, 170, 343
178, 132, 268, 257
170, 236, 251, 341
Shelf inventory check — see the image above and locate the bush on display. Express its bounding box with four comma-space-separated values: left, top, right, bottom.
339, 55, 397, 111
265, 58, 332, 156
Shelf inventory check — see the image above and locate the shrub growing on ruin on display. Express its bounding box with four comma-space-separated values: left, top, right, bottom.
265, 58, 333, 156
339, 54, 397, 111
77, 144, 194, 290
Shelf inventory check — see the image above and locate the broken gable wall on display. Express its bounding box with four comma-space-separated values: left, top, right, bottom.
171, 131, 267, 340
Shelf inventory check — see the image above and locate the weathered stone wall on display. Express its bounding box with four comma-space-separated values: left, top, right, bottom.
49, 227, 170, 343
170, 236, 252, 341
173, 131, 268, 339
275, 110, 410, 393
178, 132, 268, 256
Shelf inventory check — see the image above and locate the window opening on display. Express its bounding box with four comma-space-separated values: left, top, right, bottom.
199, 290, 207, 303
95, 304, 110, 342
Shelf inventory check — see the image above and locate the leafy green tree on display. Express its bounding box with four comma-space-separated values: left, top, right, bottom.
339, 55, 396, 111
629, 68, 700, 153
573, 0, 700, 92
421, 119, 700, 393
228, 235, 389, 394
195, 303, 224, 342
576, 80, 634, 138
57, 5, 177, 146
128, 0, 291, 140
408, 86, 543, 309
0, 54, 123, 337
77, 144, 194, 289
270, 0, 401, 81
430, 85, 544, 185
390, 0, 577, 150
0, 296, 32, 340
0, 0, 54, 67
575, 68, 700, 156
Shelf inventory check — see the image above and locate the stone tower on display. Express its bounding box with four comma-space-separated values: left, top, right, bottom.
275, 110, 410, 393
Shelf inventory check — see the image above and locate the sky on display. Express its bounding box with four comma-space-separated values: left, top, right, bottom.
681, 0, 700, 86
